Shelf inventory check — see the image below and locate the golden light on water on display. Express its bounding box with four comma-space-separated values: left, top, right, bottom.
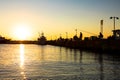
19, 44, 26, 79
20, 44, 24, 67
20, 71, 26, 79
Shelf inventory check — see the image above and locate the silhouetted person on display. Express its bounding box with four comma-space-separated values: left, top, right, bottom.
79, 32, 83, 40
98, 32, 103, 39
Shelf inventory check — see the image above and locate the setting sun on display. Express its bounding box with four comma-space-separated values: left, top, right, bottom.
13, 24, 31, 40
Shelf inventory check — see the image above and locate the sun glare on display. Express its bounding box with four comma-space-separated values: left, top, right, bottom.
14, 24, 31, 40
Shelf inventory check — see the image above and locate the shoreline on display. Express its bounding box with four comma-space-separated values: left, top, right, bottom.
0, 39, 120, 54
47, 39, 120, 54
0, 40, 37, 44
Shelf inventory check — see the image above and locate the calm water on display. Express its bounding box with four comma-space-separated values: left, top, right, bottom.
0, 44, 119, 80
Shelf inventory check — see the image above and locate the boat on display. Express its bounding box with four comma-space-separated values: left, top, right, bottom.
38, 32, 47, 45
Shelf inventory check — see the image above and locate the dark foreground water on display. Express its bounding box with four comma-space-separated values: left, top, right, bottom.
0, 44, 119, 80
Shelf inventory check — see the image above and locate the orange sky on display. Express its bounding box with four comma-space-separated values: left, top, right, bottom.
0, 0, 120, 40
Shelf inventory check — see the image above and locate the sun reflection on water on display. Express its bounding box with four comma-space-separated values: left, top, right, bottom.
20, 44, 24, 68
19, 44, 26, 79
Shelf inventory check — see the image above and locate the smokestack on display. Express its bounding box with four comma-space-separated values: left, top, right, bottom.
100, 20, 103, 34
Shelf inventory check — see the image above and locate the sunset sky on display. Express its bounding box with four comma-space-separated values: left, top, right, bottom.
0, 0, 120, 40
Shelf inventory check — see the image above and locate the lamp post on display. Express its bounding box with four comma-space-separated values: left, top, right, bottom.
110, 16, 119, 30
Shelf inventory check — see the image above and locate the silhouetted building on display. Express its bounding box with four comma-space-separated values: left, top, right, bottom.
90, 36, 98, 40
112, 29, 120, 39
84, 37, 89, 40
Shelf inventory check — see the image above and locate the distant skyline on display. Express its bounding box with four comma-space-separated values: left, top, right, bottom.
0, 0, 120, 40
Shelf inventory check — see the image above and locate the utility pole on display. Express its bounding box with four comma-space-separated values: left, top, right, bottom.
110, 16, 119, 30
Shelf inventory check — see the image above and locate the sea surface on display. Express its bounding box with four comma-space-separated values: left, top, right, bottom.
0, 44, 119, 80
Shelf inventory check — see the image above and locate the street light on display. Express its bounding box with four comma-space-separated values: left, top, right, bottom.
110, 16, 119, 30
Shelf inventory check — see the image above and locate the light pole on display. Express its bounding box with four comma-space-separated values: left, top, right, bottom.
110, 16, 119, 30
